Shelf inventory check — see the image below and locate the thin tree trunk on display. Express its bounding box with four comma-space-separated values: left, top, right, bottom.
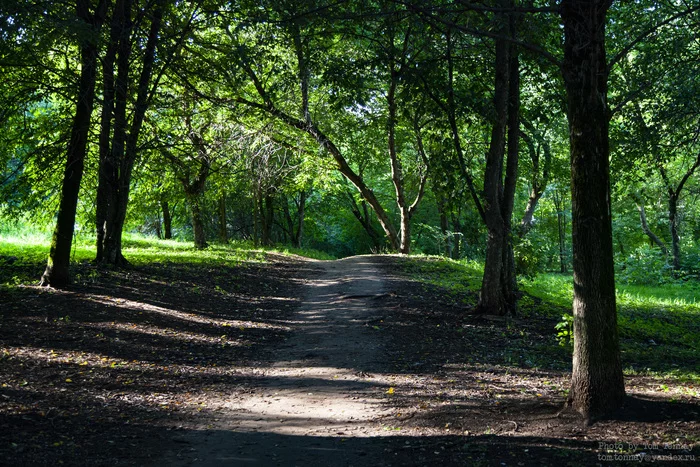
252, 190, 260, 247
218, 192, 228, 243
101, 1, 164, 265
294, 190, 306, 248
553, 190, 568, 273
518, 124, 551, 238
161, 200, 172, 239
437, 199, 451, 257
95, 0, 122, 262
41, 0, 108, 287
562, 0, 625, 420
631, 193, 667, 255
477, 24, 510, 316
669, 194, 681, 270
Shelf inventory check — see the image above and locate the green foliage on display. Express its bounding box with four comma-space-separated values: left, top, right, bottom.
554, 314, 574, 348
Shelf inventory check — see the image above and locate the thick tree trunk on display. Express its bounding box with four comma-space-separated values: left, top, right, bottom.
41, 0, 107, 287
161, 200, 172, 239
501, 25, 521, 309
562, 0, 625, 420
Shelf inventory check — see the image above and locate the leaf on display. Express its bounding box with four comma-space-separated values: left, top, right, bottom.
386, 387, 395, 395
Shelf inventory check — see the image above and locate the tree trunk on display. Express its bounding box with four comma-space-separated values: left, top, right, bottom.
437, 199, 451, 257
294, 190, 306, 248
161, 200, 172, 239
264, 195, 274, 245
631, 193, 668, 255
518, 121, 551, 238
553, 189, 568, 273
187, 193, 207, 249
668, 194, 681, 270
477, 23, 510, 316
95, 0, 122, 262
252, 190, 260, 247
41, 0, 107, 287
562, 0, 625, 421
347, 191, 383, 251
501, 22, 521, 310
100, 0, 164, 266
218, 193, 228, 243
100, 0, 132, 266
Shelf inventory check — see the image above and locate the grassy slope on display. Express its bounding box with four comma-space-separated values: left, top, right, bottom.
0, 232, 333, 286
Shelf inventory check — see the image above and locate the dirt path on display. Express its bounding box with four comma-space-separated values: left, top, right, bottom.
164, 256, 401, 466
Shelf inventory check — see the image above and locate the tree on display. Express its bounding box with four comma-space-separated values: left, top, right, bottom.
41, 0, 109, 287
561, 0, 625, 420
95, 0, 167, 265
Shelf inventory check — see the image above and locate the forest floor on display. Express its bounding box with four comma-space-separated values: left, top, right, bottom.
0, 253, 698, 466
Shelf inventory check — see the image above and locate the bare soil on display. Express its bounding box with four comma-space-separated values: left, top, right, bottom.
0, 254, 698, 466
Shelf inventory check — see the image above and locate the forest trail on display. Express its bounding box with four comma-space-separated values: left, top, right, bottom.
164, 256, 401, 466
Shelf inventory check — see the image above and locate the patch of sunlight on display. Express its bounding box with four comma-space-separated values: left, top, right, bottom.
53, 290, 293, 331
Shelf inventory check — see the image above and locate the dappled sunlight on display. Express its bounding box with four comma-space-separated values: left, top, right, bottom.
32, 288, 293, 332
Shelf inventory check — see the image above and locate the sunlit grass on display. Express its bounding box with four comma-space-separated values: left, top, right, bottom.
396, 258, 699, 381
0, 230, 332, 286
522, 273, 699, 381
400, 254, 483, 295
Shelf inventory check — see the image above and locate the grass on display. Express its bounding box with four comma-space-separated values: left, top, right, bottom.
395, 256, 700, 382
0, 231, 333, 286
392, 254, 483, 300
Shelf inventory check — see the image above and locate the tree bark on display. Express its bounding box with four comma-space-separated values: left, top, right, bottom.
477, 17, 511, 316
293, 190, 306, 248
260, 194, 274, 246
668, 194, 681, 270
95, 0, 123, 262
561, 0, 625, 420
41, 0, 108, 287
218, 192, 228, 243
553, 189, 568, 273
100, 0, 164, 265
161, 200, 172, 239
187, 193, 207, 249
